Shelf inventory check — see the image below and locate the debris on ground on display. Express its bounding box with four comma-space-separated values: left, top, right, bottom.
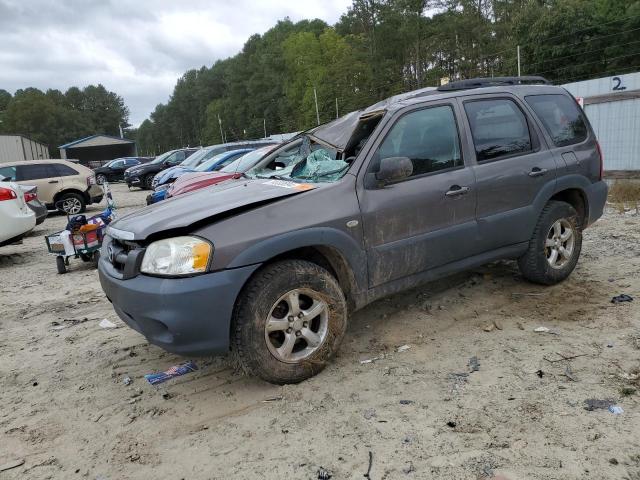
446, 421, 457, 428
402, 461, 415, 474
534, 326, 550, 333
262, 396, 283, 403
483, 323, 495, 332
563, 365, 577, 382
0, 459, 25, 472
396, 344, 411, 353
360, 355, 384, 364
469, 356, 480, 372
608, 405, 624, 415
363, 408, 377, 419
317, 466, 332, 479
364, 450, 373, 479
123, 376, 132, 386
584, 398, 616, 411
611, 294, 633, 304
493, 319, 503, 330
145, 361, 198, 385
536, 370, 544, 378
399, 399, 413, 405
98, 318, 117, 329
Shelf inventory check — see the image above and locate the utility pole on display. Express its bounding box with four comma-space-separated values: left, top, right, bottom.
517, 45, 521, 77
335, 98, 339, 119
313, 87, 320, 126
218, 115, 224, 143
263, 118, 267, 139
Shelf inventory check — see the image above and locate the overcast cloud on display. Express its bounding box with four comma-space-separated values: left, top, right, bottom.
0, 0, 352, 125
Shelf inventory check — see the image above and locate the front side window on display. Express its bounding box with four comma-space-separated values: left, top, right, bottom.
464, 99, 532, 162
525, 94, 588, 147
17, 164, 53, 180
370, 105, 462, 178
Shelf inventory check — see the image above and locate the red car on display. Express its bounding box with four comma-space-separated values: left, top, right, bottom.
166, 145, 278, 199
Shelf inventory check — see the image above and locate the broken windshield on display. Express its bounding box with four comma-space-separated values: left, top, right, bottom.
245, 136, 348, 183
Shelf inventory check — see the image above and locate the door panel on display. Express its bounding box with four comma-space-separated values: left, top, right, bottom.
459, 96, 557, 252
358, 103, 477, 288
16, 163, 62, 205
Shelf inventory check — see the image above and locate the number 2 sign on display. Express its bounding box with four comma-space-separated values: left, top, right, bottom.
612, 76, 627, 91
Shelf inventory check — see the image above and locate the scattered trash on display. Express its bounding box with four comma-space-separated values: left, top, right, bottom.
584, 398, 616, 411
469, 356, 480, 372
543, 352, 588, 363
396, 344, 411, 353
32, 381, 38, 387
0, 459, 25, 472
99, 319, 117, 329
446, 421, 456, 428
607, 342, 614, 348
364, 451, 373, 479
360, 355, 384, 364
611, 294, 633, 304
123, 376, 132, 386
534, 326, 550, 333
536, 370, 544, 378
317, 467, 332, 480
608, 405, 624, 415
399, 399, 413, 405
262, 396, 283, 403
363, 408, 377, 420
482, 323, 495, 332
145, 361, 198, 385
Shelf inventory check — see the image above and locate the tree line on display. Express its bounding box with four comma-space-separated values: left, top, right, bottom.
0, 85, 129, 157
1, 0, 639, 157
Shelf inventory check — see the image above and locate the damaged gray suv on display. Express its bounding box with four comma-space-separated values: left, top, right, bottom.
99, 76, 608, 384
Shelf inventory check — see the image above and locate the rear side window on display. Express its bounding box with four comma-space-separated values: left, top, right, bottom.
373, 105, 463, 178
525, 94, 588, 147
16, 164, 53, 180
464, 99, 532, 162
49, 164, 78, 177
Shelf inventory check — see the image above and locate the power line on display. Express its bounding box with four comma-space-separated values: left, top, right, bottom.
532, 51, 640, 76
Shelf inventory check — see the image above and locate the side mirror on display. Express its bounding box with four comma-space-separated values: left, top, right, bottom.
375, 157, 413, 184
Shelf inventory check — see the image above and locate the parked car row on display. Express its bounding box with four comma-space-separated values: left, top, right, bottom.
93, 157, 150, 184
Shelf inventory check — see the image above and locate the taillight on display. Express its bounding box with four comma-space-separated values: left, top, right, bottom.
0, 187, 17, 201
23, 192, 37, 202
596, 141, 604, 180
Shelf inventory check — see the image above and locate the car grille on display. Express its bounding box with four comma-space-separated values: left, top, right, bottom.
104, 236, 145, 279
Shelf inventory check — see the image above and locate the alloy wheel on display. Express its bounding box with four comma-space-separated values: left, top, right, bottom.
545, 218, 575, 269
61, 197, 82, 214
264, 288, 329, 363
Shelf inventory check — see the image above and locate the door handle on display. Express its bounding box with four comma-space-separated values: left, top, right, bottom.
528, 167, 548, 178
445, 185, 470, 197
48, 180, 59, 184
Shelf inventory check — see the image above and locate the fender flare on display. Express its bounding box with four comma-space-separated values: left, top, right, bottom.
227, 227, 368, 294
529, 174, 590, 230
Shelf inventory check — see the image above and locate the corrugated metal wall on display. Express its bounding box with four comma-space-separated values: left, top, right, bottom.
563, 72, 640, 171
0, 135, 49, 162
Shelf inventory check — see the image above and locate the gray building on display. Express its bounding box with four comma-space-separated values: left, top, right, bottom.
59, 134, 137, 166
0, 134, 48, 163
563, 72, 640, 174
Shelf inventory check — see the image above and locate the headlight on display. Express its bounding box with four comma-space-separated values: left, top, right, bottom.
141, 236, 212, 276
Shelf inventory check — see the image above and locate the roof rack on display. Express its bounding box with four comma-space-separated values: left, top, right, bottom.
437, 76, 551, 92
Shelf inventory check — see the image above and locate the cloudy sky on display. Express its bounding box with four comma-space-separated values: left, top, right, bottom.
0, 0, 352, 126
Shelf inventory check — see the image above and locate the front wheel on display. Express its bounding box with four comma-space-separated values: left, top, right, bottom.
58, 192, 86, 214
518, 200, 582, 285
144, 175, 154, 190
232, 260, 347, 384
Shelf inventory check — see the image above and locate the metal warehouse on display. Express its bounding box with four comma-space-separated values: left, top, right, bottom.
0, 134, 49, 163
563, 72, 640, 175
59, 134, 137, 166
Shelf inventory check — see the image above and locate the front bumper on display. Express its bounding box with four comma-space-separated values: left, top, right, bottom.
98, 258, 260, 356
585, 180, 608, 227
125, 174, 142, 187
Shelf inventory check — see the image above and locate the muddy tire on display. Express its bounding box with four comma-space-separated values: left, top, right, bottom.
232, 260, 347, 384
518, 200, 582, 285
56, 256, 67, 274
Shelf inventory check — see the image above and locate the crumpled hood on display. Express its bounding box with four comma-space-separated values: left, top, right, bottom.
108, 178, 316, 241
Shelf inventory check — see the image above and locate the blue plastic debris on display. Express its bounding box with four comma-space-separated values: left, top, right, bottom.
145, 361, 198, 385
609, 405, 624, 415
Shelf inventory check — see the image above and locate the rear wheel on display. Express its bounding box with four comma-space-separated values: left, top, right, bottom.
58, 192, 86, 214
56, 256, 67, 274
518, 201, 582, 285
232, 260, 347, 384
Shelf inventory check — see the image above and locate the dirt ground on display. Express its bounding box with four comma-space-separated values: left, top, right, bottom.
1, 183, 639, 480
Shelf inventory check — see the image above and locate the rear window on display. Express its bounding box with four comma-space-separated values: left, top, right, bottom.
525, 94, 588, 147
50, 164, 79, 177
464, 99, 532, 162
0, 165, 17, 181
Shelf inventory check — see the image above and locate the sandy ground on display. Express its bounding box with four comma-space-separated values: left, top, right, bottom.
1, 183, 639, 480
